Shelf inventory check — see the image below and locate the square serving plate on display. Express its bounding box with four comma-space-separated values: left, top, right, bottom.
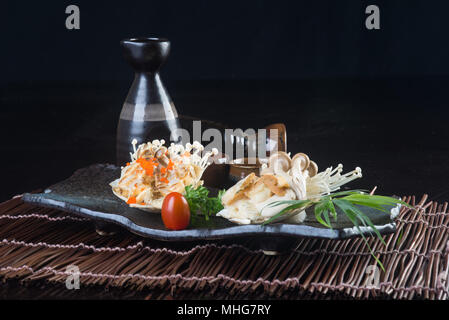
23, 164, 399, 248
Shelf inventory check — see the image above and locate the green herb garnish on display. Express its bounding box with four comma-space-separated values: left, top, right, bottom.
185, 185, 225, 220
262, 190, 412, 271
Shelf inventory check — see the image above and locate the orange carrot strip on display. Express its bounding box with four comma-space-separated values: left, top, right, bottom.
160, 177, 169, 184
126, 196, 137, 204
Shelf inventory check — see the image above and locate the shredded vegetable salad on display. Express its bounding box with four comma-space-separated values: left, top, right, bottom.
110, 139, 218, 211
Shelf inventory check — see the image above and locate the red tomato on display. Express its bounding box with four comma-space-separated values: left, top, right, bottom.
161, 192, 191, 230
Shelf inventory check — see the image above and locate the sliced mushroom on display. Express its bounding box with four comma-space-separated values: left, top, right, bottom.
307, 161, 318, 177
155, 147, 169, 167
268, 151, 292, 174
137, 148, 153, 160
291, 153, 310, 172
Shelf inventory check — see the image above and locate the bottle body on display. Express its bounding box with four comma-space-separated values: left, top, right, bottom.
116, 37, 180, 165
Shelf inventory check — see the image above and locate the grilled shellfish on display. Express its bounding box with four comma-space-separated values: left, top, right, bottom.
218, 151, 362, 224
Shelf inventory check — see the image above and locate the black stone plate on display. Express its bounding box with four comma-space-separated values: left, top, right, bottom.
23, 164, 398, 243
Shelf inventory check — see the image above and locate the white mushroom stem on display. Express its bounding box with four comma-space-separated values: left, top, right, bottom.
291, 174, 307, 200
290, 158, 308, 200
130, 139, 139, 161
192, 141, 204, 155
330, 166, 362, 189
131, 139, 138, 153
151, 140, 164, 149
306, 165, 363, 198
197, 148, 218, 169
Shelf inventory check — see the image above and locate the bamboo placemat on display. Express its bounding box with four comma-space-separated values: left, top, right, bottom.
0, 194, 447, 299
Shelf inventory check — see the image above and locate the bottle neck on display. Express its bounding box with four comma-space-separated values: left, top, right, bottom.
126, 72, 159, 104
121, 72, 178, 122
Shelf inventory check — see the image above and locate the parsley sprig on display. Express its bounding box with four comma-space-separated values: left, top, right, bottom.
184, 185, 225, 220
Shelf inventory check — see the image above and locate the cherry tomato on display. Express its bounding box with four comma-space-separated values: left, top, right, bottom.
161, 192, 191, 230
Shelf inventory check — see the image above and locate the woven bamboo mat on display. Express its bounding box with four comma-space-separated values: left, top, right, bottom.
0, 194, 448, 300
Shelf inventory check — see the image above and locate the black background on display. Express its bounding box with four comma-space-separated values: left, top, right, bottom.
3, 0, 449, 81
1, 0, 449, 202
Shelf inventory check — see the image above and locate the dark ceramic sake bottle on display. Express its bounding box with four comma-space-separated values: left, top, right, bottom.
116, 37, 181, 165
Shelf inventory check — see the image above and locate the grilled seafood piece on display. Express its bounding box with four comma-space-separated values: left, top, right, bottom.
218, 151, 362, 224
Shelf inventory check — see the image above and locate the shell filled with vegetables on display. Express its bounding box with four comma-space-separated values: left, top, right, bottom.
110, 139, 218, 212
218, 151, 362, 224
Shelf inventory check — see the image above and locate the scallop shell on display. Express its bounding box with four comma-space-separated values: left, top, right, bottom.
109, 179, 160, 213
110, 140, 217, 213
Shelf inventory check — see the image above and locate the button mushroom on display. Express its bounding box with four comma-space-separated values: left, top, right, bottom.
291, 153, 310, 173
290, 153, 311, 200
267, 151, 292, 175
307, 160, 318, 177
